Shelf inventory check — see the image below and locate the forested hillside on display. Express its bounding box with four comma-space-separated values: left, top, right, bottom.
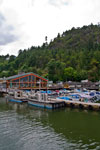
0, 24, 100, 82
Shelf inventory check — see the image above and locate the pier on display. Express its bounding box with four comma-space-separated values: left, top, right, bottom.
1, 86, 100, 111
6, 91, 66, 109
49, 98, 100, 111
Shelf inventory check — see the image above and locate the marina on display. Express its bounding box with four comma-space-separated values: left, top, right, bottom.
0, 73, 100, 111
5, 90, 66, 109
1, 87, 99, 111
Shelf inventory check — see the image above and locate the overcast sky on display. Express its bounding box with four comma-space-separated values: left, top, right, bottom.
0, 0, 100, 55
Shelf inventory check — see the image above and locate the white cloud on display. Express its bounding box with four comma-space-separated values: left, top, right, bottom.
48, 0, 69, 7
0, 13, 18, 46
0, 0, 100, 55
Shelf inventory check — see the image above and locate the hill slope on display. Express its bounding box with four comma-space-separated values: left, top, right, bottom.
0, 24, 100, 82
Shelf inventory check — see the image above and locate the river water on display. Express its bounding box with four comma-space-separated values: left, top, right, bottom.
0, 98, 100, 150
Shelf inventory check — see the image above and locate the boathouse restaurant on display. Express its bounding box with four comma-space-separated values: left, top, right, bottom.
3, 72, 48, 90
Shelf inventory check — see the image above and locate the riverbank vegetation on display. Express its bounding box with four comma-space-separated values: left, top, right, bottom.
0, 24, 100, 82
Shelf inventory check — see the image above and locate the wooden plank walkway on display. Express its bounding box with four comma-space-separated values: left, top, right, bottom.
49, 98, 100, 111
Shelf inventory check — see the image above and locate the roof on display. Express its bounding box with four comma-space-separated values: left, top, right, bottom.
6, 72, 48, 81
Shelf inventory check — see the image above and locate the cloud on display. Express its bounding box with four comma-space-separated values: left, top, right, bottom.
0, 0, 100, 55
0, 13, 17, 45
0, 13, 5, 26
48, 0, 69, 7
0, 0, 3, 5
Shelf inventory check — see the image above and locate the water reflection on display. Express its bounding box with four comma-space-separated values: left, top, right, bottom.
0, 98, 100, 150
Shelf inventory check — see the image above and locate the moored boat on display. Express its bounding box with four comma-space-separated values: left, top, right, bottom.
28, 93, 65, 109
6, 90, 28, 103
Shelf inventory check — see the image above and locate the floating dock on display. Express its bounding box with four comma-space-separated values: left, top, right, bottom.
4, 89, 100, 111
28, 99, 65, 109
6, 92, 66, 109
49, 98, 100, 111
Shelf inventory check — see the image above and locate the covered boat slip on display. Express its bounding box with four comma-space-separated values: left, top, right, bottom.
5, 72, 48, 90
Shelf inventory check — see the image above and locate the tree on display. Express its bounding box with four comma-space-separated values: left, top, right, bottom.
64, 67, 76, 81
48, 59, 65, 82
88, 59, 100, 81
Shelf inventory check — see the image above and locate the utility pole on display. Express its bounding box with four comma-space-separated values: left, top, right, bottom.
45, 36, 48, 46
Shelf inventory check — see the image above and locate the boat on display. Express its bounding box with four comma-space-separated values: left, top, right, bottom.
28, 93, 65, 109
6, 90, 28, 103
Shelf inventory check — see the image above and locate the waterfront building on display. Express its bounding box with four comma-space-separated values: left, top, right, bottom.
5, 72, 48, 90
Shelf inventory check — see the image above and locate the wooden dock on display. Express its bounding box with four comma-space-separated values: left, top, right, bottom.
49, 98, 100, 111
5, 91, 66, 109
1, 88, 100, 111
28, 99, 65, 109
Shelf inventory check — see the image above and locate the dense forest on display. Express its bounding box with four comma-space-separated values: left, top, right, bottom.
0, 24, 100, 82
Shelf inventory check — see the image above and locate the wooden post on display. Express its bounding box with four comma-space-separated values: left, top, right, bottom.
41, 80, 43, 88
34, 76, 36, 88
6, 81, 7, 92
31, 75, 32, 89
28, 76, 29, 88
19, 78, 20, 89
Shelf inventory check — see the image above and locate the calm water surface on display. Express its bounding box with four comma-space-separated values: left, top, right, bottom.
0, 98, 100, 150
